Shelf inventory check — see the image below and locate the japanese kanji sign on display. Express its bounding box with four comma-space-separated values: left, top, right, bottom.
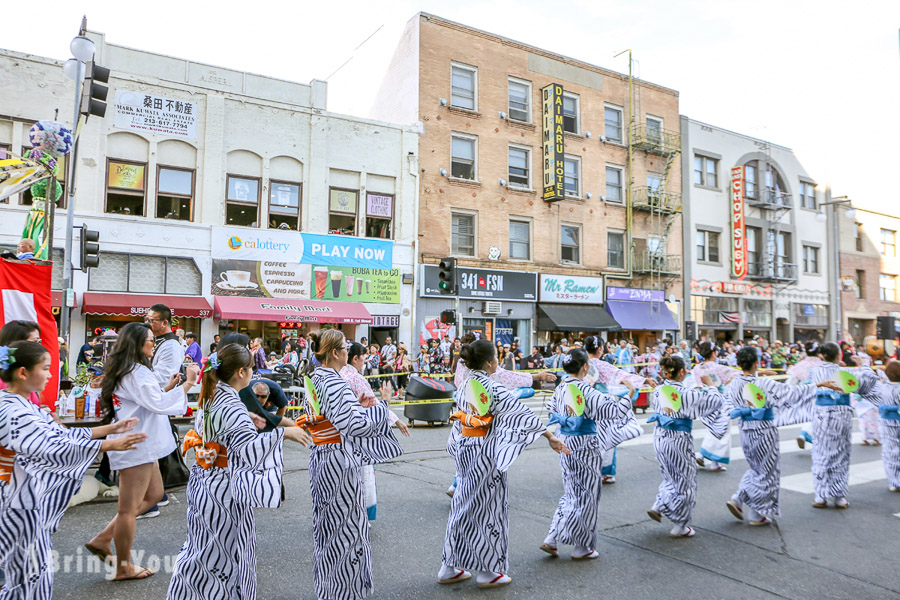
114, 90, 197, 139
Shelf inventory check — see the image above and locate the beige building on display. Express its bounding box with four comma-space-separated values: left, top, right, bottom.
336, 13, 683, 349
837, 206, 900, 343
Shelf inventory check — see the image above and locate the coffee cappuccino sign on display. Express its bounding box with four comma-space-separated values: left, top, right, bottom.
539, 274, 604, 304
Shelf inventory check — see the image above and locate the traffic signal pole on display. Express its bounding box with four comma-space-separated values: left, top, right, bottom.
59, 58, 84, 341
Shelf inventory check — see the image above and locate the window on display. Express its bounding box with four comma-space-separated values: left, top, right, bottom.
646, 116, 663, 142
880, 274, 896, 302
855, 269, 865, 299
157, 167, 194, 221
774, 231, 791, 264
745, 299, 773, 328
696, 230, 720, 263
607, 230, 625, 268
89, 252, 201, 295
269, 181, 301, 231
562, 93, 579, 134
328, 188, 358, 236
450, 63, 476, 110
855, 223, 864, 252
561, 224, 580, 264
765, 165, 787, 204
507, 78, 530, 122
106, 160, 147, 216
508, 146, 530, 188
745, 163, 757, 199
693, 155, 718, 188
747, 226, 761, 265
451, 212, 475, 257
563, 156, 580, 197
364, 192, 393, 239
802, 245, 819, 274
451, 135, 476, 180
604, 105, 623, 143
799, 182, 817, 209
605, 165, 623, 203
509, 219, 530, 260
225, 175, 260, 227
691, 295, 740, 326
881, 229, 896, 257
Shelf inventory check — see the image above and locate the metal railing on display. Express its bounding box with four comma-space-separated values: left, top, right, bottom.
631, 186, 682, 213
632, 251, 682, 275
746, 261, 798, 282
746, 187, 792, 210
631, 123, 680, 155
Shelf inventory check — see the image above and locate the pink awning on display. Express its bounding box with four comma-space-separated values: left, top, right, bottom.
213, 297, 373, 325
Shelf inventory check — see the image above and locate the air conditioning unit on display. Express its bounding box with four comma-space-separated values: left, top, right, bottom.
483, 301, 502, 315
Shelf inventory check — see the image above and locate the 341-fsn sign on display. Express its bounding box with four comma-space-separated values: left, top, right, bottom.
461, 272, 504, 291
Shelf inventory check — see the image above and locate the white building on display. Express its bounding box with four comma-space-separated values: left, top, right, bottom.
0, 31, 419, 359
680, 117, 831, 343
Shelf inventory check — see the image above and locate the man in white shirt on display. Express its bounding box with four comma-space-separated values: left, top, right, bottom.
381, 336, 397, 363
146, 304, 186, 389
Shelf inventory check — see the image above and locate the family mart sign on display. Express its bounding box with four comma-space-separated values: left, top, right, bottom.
539, 274, 604, 304
211, 226, 393, 270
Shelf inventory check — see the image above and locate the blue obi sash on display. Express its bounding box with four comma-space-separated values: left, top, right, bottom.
648, 413, 693, 432
815, 390, 851, 406
548, 413, 597, 436
730, 407, 775, 421
879, 405, 900, 420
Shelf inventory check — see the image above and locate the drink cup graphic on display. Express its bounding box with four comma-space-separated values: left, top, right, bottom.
221, 270, 251, 286
356, 278, 363, 295
346, 274, 354, 297
330, 270, 343, 298
314, 267, 328, 299
365, 279, 371, 295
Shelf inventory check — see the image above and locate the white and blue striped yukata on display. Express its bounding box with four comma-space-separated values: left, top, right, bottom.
167, 382, 285, 600
0, 390, 102, 600
442, 370, 546, 575
545, 376, 631, 551
861, 380, 900, 490
726, 376, 817, 517
649, 381, 727, 526
807, 364, 878, 500
308, 367, 402, 600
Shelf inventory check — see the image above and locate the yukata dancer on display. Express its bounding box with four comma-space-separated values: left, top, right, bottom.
445, 333, 554, 497
858, 360, 900, 493
0, 342, 145, 599
439, 340, 569, 589
647, 356, 728, 538
167, 345, 310, 599
784, 343, 824, 450
300, 331, 403, 600
806, 342, 878, 509
340, 342, 410, 523
541, 349, 635, 560
723, 347, 842, 526
690, 342, 742, 471
584, 336, 653, 484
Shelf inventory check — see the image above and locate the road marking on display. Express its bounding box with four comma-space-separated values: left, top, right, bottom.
894, 513, 900, 519
779, 460, 885, 494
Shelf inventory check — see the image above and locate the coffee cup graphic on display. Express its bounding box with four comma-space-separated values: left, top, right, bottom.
356, 278, 363, 296
314, 267, 328, 299
345, 274, 355, 297
220, 270, 251, 287
364, 279, 371, 295
330, 270, 343, 298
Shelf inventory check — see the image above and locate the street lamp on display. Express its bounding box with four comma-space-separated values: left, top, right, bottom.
819, 195, 854, 341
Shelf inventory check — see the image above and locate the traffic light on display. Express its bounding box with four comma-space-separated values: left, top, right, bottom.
876, 316, 896, 340
80, 224, 100, 271
440, 309, 456, 325
80, 61, 110, 120
684, 320, 697, 341
438, 257, 457, 295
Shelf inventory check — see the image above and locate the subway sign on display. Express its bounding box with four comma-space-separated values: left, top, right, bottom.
542, 83, 565, 202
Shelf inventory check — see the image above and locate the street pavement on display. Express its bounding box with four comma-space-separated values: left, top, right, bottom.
52, 403, 900, 600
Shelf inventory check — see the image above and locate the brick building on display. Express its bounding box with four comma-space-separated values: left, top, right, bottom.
837, 206, 900, 343
336, 12, 683, 350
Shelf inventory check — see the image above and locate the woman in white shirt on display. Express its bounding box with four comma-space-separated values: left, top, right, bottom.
86, 322, 199, 581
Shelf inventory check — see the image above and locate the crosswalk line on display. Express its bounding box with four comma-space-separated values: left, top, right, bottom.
779, 460, 886, 494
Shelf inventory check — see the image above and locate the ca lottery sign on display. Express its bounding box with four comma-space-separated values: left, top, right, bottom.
211, 226, 393, 270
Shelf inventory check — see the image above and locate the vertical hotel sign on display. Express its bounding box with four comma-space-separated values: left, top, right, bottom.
730, 166, 748, 279
542, 83, 565, 202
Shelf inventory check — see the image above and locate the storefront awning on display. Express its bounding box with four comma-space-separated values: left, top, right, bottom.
213, 297, 373, 324
538, 304, 621, 332
605, 300, 678, 331
82, 293, 213, 318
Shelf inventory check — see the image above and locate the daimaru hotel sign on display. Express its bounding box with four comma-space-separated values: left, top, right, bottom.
541, 83, 565, 202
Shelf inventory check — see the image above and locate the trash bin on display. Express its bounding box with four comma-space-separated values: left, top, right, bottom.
403, 376, 456, 426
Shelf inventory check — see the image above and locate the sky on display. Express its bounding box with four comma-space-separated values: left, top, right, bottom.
4, 0, 897, 212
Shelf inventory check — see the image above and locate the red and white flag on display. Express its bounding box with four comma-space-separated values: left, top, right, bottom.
0, 258, 60, 410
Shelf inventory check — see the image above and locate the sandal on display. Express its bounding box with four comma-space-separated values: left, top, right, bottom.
725, 500, 744, 521
477, 573, 511, 589
572, 550, 599, 560
669, 527, 695, 538
749, 516, 772, 526
539, 543, 558, 557
113, 566, 155, 582
647, 509, 662, 523
84, 543, 112, 564
438, 569, 471, 585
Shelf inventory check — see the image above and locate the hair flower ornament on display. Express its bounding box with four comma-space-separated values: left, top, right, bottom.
202, 353, 220, 373
562, 352, 573, 365
0, 346, 16, 370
